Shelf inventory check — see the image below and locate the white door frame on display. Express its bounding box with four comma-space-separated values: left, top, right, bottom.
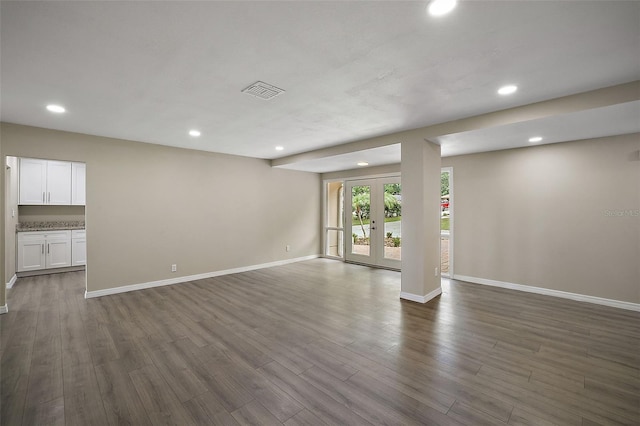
441, 167, 454, 277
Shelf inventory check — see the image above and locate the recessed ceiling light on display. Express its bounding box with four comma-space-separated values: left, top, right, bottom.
188, 130, 201, 137
528, 136, 543, 143
357, 162, 369, 167
275, 146, 284, 151
46, 104, 66, 113
427, 0, 457, 16
498, 85, 518, 95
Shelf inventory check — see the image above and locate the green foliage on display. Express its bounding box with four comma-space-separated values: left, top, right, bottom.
441, 172, 450, 196
392, 237, 401, 247
440, 217, 450, 231
352, 191, 371, 218
383, 192, 399, 210
385, 183, 401, 194
386, 232, 393, 238
351, 185, 401, 220
352, 233, 358, 243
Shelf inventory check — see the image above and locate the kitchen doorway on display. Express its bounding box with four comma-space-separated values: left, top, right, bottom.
4, 155, 87, 295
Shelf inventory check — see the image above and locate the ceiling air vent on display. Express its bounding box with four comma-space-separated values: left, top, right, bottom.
241, 81, 285, 100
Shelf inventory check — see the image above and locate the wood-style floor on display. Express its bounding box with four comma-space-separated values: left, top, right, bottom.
1, 259, 639, 425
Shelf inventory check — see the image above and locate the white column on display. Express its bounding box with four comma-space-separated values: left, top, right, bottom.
401, 138, 442, 303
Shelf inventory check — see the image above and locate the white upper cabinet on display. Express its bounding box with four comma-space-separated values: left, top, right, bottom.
18, 158, 47, 204
19, 158, 78, 205
46, 160, 72, 205
71, 162, 86, 206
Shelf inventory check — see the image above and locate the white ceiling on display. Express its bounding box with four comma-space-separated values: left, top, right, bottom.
1, 1, 639, 171
436, 100, 640, 157
279, 144, 402, 174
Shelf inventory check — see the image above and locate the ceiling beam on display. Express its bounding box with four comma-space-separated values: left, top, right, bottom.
271, 80, 639, 168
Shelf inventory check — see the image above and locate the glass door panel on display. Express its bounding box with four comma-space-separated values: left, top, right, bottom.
383, 183, 401, 262
347, 182, 372, 260
345, 177, 401, 269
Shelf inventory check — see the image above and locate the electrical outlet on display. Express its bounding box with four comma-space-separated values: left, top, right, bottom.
434, 267, 439, 277
286, 245, 291, 252
171, 264, 177, 272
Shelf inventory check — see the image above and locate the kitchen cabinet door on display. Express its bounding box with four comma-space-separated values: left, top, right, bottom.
47, 238, 72, 268
46, 161, 72, 205
18, 231, 72, 272
19, 158, 47, 205
72, 237, 86, 266
17, 239, 46, 272
71, 162, 86, 205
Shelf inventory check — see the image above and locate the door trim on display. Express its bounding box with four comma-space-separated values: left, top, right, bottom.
441, 167, 453, 277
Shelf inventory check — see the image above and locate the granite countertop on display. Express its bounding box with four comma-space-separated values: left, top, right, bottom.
17, 221, 85, 232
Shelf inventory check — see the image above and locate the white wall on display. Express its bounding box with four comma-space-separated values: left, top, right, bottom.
442, 133, 640, 304
1, 123, 322, 293
5, 156, 18, 284
0, 137, 5, 310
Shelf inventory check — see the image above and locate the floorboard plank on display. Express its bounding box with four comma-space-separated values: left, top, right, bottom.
1, 260, 638, 426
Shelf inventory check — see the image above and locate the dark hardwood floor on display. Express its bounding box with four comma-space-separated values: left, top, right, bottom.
1, 259, 639, 425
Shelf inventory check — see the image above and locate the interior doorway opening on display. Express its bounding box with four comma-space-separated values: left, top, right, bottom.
4, 155, 87, 296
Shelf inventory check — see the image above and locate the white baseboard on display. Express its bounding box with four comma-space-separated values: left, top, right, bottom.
400, 287, 442, 304
85, 255, 319, 299
0, 304, 7, 314
453, 274, 640, 312
6, 274, 17, 289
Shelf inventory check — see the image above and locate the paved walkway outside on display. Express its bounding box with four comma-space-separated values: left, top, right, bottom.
352, 220, 401, 238
351, 236, 449, 272
441, 237, 449, 274
351, 245, 401, 261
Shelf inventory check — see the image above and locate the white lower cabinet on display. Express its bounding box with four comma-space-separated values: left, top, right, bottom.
72, 230, 86, 266
17, 236, 46, 271
17, 230, 73, 272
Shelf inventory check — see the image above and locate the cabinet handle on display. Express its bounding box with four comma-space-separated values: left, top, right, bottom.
42, 192, 45, 203
48, 192, 51, 203
42, 244, 44, 254
47, 244, 50, 254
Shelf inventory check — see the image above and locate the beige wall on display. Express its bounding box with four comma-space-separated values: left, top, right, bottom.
1, 123, 321, 293
18, 205, 85, 223
442, 133, 640, 303
5, 156, 18, 284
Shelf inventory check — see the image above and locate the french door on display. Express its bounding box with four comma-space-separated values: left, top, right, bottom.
345, 177, 401, 269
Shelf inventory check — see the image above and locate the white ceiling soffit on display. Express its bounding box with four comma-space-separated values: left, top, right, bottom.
277, 100, 640, 173
1, 1, 639, 162
277, 144, 401, 173
435, 101, 640, 157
